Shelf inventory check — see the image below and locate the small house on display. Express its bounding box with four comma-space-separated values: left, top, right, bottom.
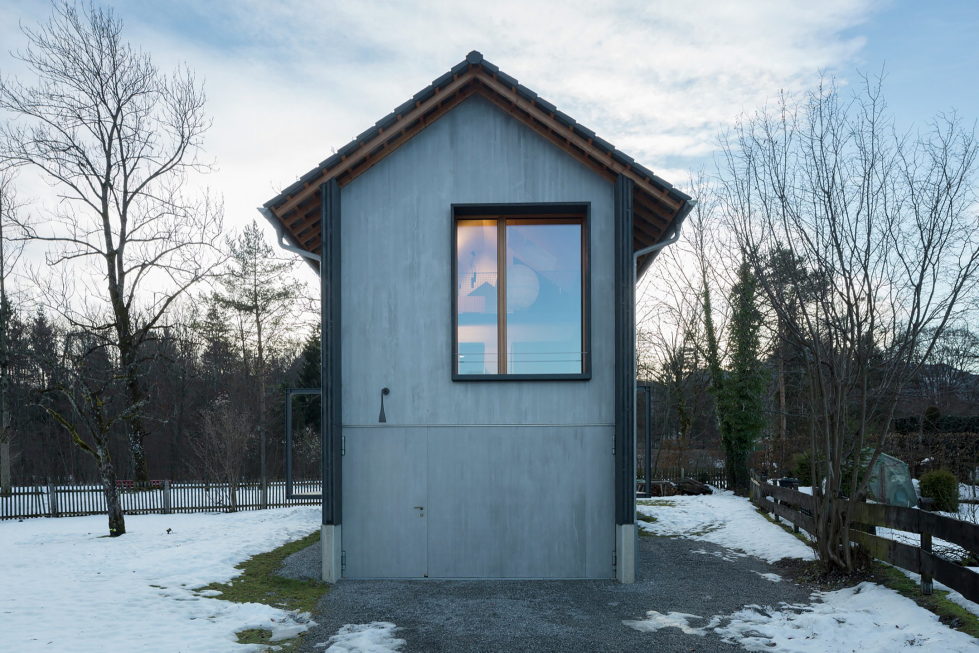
260, 52, 693, 582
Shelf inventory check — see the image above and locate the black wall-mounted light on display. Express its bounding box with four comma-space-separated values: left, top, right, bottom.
378, 387, 390, 423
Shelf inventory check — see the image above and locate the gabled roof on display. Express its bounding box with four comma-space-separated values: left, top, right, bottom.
261, 51, 692, 272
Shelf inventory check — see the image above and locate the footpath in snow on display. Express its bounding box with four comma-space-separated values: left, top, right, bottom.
0, 506, 320, 652
633, 490, 979, 652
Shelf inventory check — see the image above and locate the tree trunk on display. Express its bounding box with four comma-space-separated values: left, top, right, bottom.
0, 440, 10, 497
724, 441, 751, 496
256, 312, 268, 509
229, 480, 238, 513
96, 446, 125, 537
121, 347, 150, 482
777, 336, 787, 472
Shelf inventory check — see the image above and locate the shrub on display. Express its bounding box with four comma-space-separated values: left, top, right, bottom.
792, 451, 813, 487
920, 469, 959, 513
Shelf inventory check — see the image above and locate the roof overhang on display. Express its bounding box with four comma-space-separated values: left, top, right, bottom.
261, 51, 693, 275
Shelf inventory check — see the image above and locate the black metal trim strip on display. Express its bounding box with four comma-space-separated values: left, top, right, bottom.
614, 175, 636, 525
321, 180, 343, 525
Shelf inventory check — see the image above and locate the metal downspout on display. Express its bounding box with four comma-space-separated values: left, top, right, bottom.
257, 206, 322, 263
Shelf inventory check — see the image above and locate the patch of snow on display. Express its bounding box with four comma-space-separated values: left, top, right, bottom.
323, 622, 405, 652
636, 490, 815, 562
0, 506, 320, 652
625, 582, 978, 651
690, 547, 748, 563
752, 571, 782, 583
623, 611, 709, 636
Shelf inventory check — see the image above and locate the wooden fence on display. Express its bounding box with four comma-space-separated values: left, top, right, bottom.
639, 467, 729, 493
749, 476, 979, 603
0, 480, 322, 520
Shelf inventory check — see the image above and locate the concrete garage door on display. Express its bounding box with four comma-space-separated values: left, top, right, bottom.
342, 425, 614, 579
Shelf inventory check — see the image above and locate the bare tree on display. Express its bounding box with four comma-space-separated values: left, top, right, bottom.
915, 325, 979, 412
722, 76, 979, 571
0, 171, 26, 496
0, 2, 222, 481
193, 396, 256, 512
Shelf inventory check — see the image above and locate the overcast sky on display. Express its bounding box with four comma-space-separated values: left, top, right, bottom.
2, 0, 978, 284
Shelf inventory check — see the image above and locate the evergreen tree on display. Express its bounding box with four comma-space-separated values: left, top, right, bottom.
214, 220, 303, 504
295, 327, 321, 432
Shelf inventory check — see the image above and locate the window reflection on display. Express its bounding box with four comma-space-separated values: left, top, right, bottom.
506, 221, 582, 375
456, 215, 585, 376
456, 220, 498, 374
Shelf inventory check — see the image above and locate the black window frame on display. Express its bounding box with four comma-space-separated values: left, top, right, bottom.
451, 202, 591, 382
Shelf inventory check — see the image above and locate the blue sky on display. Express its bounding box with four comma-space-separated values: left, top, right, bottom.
1, 0, 977, 280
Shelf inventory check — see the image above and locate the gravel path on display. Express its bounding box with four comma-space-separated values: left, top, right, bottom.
286, 534, 812, 652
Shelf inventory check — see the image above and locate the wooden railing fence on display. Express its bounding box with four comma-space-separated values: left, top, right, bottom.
749, 476, 979, 603
0, 479, 322, 520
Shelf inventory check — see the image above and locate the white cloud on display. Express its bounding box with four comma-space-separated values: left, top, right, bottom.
2, 0, 880, 270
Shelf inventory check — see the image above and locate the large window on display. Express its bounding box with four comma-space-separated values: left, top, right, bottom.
453, 204, 589, 379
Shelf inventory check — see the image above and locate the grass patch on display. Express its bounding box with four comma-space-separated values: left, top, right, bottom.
754, 507, 813, 548
686, 523, 722, 536
756, 506, 979, 638
872, 563, 979, 639
637, 499, 674, 507
636, 513, 659, 537
199, 530, 328, 651
236, 628, 274, 646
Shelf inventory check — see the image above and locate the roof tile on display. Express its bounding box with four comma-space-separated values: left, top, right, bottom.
431, 70, 455, 88
393, 98, 417, 115
412, 86, 435, 103
317, 153, 341, 169
495, 70, 518, 87
553, 110, 575, 127
535, 97, 557, 113
356, 126, 379, 142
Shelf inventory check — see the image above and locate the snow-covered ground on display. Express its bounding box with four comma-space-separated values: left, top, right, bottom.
637, 490, 815, 562
636, 490, 979, 651
4, 493, 976, 652
0, 507, 321, 652
625, 581, 978, 652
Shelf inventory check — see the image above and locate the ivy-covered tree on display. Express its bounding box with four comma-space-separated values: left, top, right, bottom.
704, 262, 767, 495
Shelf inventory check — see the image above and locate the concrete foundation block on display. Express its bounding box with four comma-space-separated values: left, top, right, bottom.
616, 523, 636, 583
321, 524, 342, 583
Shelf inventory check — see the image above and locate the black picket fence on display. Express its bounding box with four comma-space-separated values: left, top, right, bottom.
0, 479, 322, 520
637, 467, 729, 493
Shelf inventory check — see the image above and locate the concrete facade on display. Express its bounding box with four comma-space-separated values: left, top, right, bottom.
336, 95, 619, 579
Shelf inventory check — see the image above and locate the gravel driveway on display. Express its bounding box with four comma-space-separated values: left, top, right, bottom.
286, 534, 812, 652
